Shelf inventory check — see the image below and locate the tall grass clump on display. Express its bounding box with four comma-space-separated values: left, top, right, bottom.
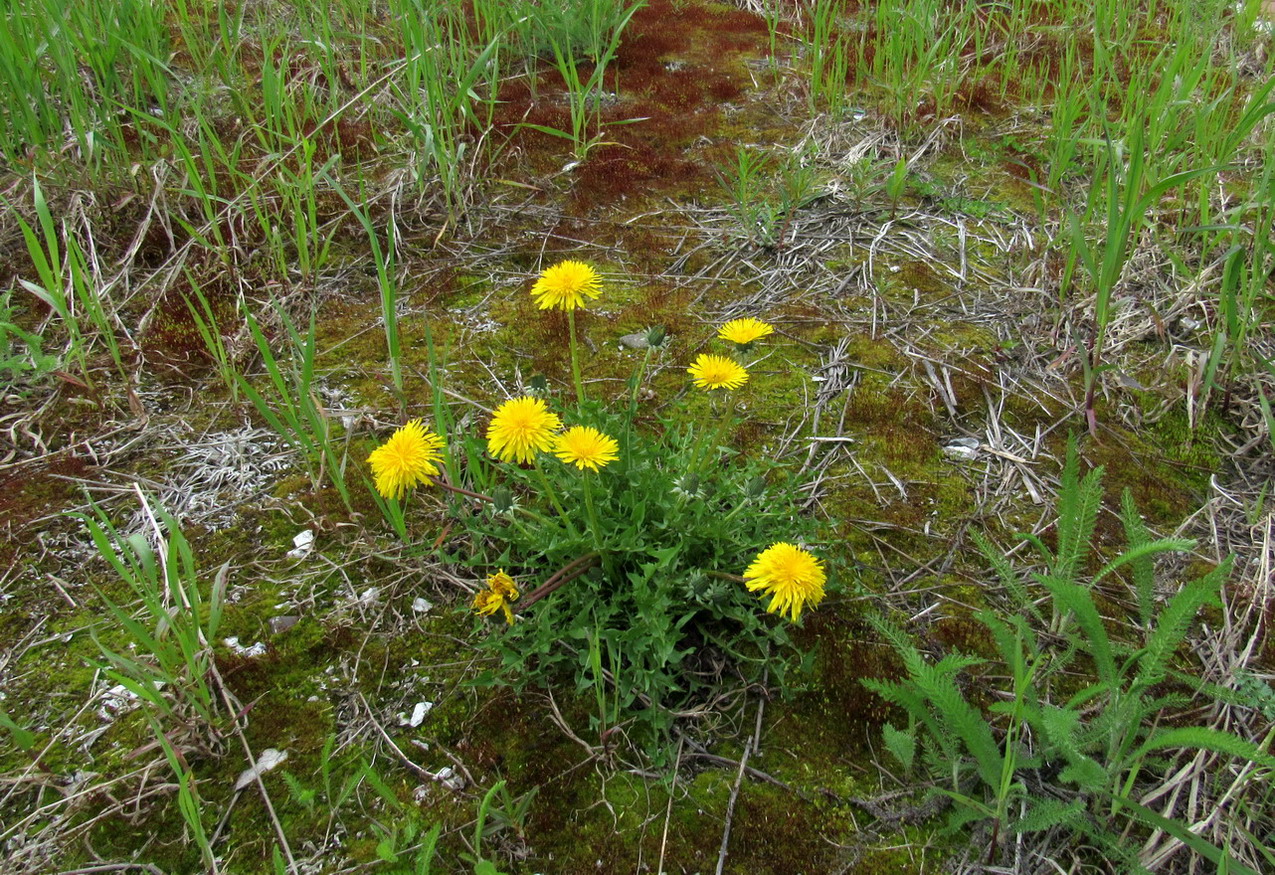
803, 0, 851, 116
1063, 129, 1217, 434
332, 175, 405, 404
0, 0, 171, 165
236, 295, 354, 511
473, 0, 642, 63
78, 489, 226, 735
388, 0, 504, 219
9, 179, 89, 385
859, 0, 968, 133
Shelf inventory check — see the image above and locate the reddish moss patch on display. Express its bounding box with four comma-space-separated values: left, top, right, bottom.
489, 0, 776, 209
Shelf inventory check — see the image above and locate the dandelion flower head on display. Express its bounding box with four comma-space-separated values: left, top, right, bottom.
531, 260, 602, 311
554, 426, 619, 472
486, 396, 562, 464
487, 569, 520, 600
718, 317, 774, 346
688, 353, 749, 391
367, 419, 444, 500
473, 569, 520, 624
744, 542, 826, 622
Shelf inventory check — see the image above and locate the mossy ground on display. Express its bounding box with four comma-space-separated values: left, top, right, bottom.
1, 0, 1272, 872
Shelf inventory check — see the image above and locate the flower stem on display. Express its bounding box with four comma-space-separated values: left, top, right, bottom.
533, 463, 578, 537
624, 345, 654, 471
429, 475, 493, 503
568, 309, 585, 409
520, 552, 602, 608
581, 474, 603, 548
697, 392, 738, 476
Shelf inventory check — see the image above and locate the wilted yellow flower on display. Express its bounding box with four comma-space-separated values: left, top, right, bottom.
744, 542, 826, 622
687, 353, 749, 390
474, 570, 520, 624
718, 317, 774, 346
367, 419, 444, 500
554, 426, 619, 472
486, 397, 562, 464
530, 260, 602, 311
487, 569, 520, 600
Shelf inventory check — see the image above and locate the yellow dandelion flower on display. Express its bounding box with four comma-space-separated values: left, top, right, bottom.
473, 588, 516, 625
553, 426, 619, 472
687, 353, 749, 390
486, 397, 562, 464
367, 419, 444, 500
718, 317, 774, 346
487, 569, 520, 601
744, 542, 826, 622
530, 260, 602, 311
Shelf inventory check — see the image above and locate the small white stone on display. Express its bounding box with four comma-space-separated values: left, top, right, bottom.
286, 530, 314, 560
411, 597, 433, 613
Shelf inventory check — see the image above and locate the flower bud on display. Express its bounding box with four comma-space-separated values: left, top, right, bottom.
492, 486, 514, 514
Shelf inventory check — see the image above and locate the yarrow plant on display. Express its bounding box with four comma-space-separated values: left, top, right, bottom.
364, 259, 828, 740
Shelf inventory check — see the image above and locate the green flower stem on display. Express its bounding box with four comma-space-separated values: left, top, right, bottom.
686, 396, 714, 475
581, 473, 603, 548
696, 391, 739, 475
515, 506, 558, 529
580, 474, 617, 580
509, 513, 544, 543
568, 308, 585, 409
719, 498, 749, 527
532, 463, 579, 537
630, 346, 654, 411
624, 345, 655, 471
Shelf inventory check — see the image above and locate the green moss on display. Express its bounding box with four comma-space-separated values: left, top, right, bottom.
1087, 427, 1209, 526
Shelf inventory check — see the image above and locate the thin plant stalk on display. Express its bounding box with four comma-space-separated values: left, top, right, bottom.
623, 342, 656, 470
568, 309, 586, 408
532, 464, 579, 538
580, 473, 603, 548
696, 393, 738, 476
